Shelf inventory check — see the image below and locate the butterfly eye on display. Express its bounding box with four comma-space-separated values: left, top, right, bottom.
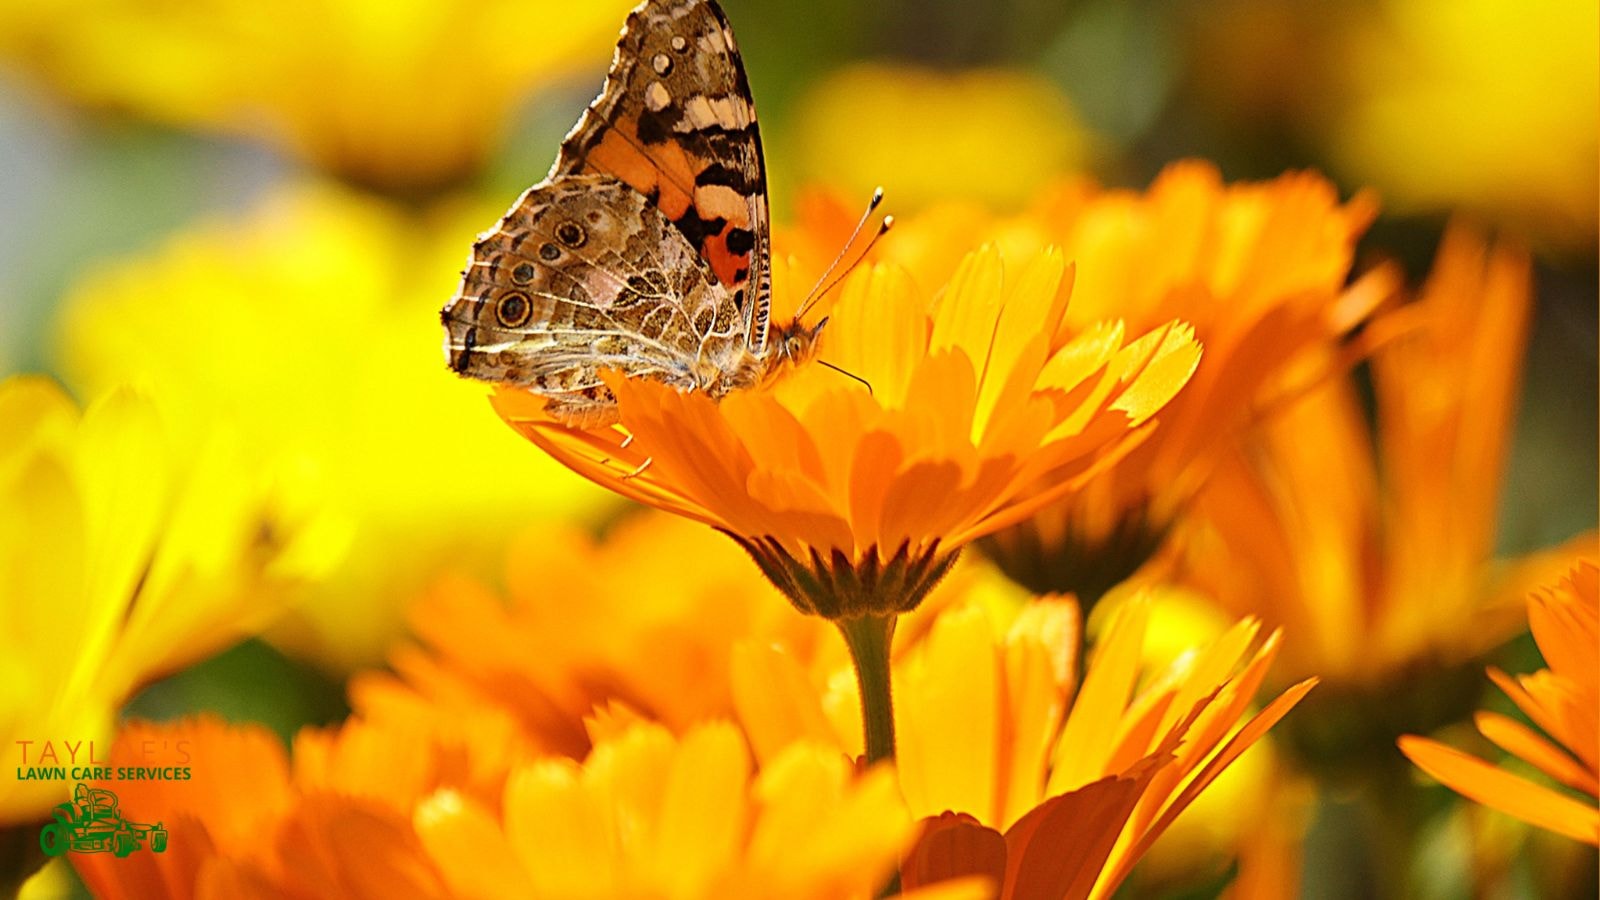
785, 335, 803, 356
496, 291, 532, 328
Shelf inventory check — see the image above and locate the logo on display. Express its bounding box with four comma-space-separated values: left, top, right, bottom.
39, 783, 168, 858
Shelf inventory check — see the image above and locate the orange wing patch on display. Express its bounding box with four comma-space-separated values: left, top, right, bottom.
554, 0, 771, 340
584, 117, 697, 223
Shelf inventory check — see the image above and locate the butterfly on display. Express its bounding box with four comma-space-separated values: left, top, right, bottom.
441, 0, 822, 428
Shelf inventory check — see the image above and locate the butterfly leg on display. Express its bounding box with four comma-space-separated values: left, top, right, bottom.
598, 431, 637, 467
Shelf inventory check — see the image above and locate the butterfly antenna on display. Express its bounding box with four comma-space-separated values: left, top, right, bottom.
795, 187, 893, 323
816, 359, 874, 396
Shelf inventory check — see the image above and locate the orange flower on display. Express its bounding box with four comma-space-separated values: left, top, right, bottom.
352, 513, 830, 759
488, 238, 1198, 768
1179, 227, 1592, 687
352, 510, 990, 761
68, 714, 516, 899
1001, 165, 1395, 601
787, 162, 1394, 603
70, 715, 935, 900
415, 721, 920, 900
493, 245, 1199, 620
734, 595, 1314, 897
1400, 560, 1599, 845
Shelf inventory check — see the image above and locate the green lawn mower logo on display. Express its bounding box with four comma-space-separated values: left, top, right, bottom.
39, 784, 168, 857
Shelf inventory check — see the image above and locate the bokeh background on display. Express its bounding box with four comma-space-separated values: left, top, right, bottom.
0, 0, 1594, 897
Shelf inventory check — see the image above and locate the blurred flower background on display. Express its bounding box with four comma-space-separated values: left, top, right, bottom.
0, 0, 1594, 898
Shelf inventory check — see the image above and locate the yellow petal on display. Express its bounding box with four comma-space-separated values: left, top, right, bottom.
1051, 600, 1147, 793
652, 723, 751, 895
415, 790, 534, 900
732, 642, 843, 766
898, 605, 1000, 823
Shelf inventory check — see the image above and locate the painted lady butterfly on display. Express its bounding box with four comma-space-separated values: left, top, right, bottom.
442, 0, 820, 427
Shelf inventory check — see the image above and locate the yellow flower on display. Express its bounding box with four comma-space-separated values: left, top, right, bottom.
416, 721, 917, 900
493, 244, 1200, 621
53, 183, 612, 669
817, 162, 1390, 603
0, 377, 322, 825
1324, 0, 1597, 251
0, 0, 633, 191
1400, 560, 1599, 845
735, 594, 1314, 898
1179, 227, 1592, 687
788, 64, 1096, 210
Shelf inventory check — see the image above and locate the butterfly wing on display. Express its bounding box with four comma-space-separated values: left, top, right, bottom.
555, 0, 774, 352
443, 174, 745, 423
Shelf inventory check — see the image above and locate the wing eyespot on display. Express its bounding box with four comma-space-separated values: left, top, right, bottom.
538, 242, 561, 261
511, 262, 537, 284
496, 291, 533, 328
556, 222, 588, 248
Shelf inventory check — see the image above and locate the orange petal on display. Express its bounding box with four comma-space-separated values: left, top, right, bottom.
1003, 756, 1167, 900
901, 812, 1008, 893
1475, 711, 1599, 798
1400, 735, 1600, 845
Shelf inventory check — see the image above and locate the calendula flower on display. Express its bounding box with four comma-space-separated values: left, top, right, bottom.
1179, 227, 1591, 690
494, 246, 1199, 620
1169, 226, 1594, 896
54, 183, 612, 668
1323, 0, 1597, 251
416, 721, 920, 900
1400, 560, 1599, 845
67, 712, 524, 898
734, 593, 1314, 897
789, 64, 1095, 210
0, 0, 632, 191
827, 162, 1393, 604
493, 241, 1197, 764
355, 510, 986, 761
72, 714, 931, 900
0, 377, 324, 826
356, 512, 831, 759
1098, 585, 1285, 890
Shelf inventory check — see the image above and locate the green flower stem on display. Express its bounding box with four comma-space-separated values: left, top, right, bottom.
837, 613, 897, 766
